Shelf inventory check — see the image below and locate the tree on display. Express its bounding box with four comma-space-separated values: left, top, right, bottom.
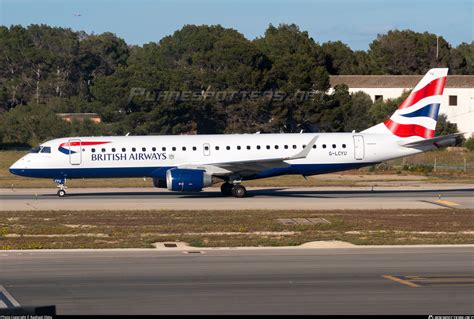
435, 114, 459, 136
343, 91, 374, 131
253, 24, 329, 132
369, 92, 408, 124
464, 136, 474, 151
449, 42, 474, 74
322, 41, 358, 75
0, 103, 71, 145
368, 30, 451, 74
78, 32, 129, 98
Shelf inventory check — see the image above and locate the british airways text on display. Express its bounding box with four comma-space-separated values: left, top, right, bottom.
91, 152, 167, 161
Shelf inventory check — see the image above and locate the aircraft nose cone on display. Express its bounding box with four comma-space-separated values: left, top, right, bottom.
9, 158, 26, 176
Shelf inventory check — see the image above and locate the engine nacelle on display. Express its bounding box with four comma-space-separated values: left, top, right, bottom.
166, 168, 212, 192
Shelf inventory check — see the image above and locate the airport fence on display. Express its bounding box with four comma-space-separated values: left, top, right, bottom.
374, 151, 474, 173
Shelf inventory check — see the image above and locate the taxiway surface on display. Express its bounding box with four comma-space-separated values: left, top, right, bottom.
1, 185, 473, 210
0, 246, 473, 314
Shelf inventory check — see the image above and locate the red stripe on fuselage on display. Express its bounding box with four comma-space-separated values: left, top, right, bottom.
398, 77, 446, 110
59, 141, 111, 148
384, 119, 434, 138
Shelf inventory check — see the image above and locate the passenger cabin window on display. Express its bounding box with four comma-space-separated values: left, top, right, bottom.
112, 148, 116, 152
322, 144, 327, 148
172, 147, 176, 151
215, 146, 220, 150
91, 148, 96, 153
142, 147, 146, 152
247, 146, 251, 150
342, 144, 346, 148
122, 148, 126, 152
266, 145, 270, 150
182, 147, 186, 151
162, 147, 166, 151
193, 146, 197, 151
226, 146, 230, 150
132, 148, 136, 152
332, 144, 336, 149
204, 146, 209, 151
237, 146, 241, 150
312, 145, 316, 149
284, 145, 288, 149
274, 145, 279, 149
152, 147, 156, 152
293, 145, 297, 149
257, 145, 261, 150
101, 148, 106, 152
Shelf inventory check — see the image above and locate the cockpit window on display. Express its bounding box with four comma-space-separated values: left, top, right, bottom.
40, 146, 51, 153
30, 146, 51, 153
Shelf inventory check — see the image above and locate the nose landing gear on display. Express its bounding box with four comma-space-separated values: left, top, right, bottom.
54, 178, 67, 197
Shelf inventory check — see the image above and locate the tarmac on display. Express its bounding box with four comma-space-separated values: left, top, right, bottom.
1, 185, 473, 210
0, 246, 473, 314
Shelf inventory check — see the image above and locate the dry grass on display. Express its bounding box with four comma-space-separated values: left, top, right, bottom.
0, 209, 473, 249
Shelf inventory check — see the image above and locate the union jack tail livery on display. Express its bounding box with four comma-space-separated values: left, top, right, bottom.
364, 68, 448, 139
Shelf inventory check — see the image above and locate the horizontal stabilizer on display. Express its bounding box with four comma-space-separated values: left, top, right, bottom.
400, 133, 464, 148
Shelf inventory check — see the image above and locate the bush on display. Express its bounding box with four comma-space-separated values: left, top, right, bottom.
402, 164, 433, 173
464, 136, 474, 151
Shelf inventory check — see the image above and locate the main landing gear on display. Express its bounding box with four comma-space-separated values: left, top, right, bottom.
54, 178, 67, 197
220, 182, 247, 198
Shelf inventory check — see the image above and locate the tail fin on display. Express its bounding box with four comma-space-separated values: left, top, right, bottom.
363, 68, 448, 139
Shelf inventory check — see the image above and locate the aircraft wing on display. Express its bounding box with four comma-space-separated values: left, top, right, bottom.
178, 136, 318, 176
400, 133, 464, 149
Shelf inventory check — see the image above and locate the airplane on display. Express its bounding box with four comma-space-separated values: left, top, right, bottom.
9, 68, 462, 198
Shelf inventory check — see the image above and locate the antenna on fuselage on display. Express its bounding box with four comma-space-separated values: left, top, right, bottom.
125, 132, 130, 136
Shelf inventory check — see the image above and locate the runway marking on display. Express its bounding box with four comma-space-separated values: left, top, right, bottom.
383, 275, 474, 287
435, 200, 460, 206
382, 275, 420, 287
0, 285, 20, 309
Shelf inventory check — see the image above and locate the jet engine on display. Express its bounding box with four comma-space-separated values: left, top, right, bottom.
165, 168, 212, 192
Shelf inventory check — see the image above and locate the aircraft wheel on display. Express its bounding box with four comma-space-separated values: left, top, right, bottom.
231, 185, 246, 198
220, 183, 233, 196
57, 189, 66, 197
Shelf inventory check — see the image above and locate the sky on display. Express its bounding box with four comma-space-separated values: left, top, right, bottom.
0, 0, 472, 50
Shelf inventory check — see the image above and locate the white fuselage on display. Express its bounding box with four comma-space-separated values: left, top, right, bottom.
9, 132, 420, 182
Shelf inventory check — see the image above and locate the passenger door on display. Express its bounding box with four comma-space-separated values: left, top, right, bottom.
353, 135, 365, 160
68, 138, 82, 165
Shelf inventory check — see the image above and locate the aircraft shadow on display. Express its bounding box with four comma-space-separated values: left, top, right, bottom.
39, 187, 474, 199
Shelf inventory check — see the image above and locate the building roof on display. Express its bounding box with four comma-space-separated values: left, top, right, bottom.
330, 75, 474, 89
56, 113, 100, 118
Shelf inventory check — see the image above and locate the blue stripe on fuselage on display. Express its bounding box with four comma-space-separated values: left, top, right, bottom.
9, 162, 378, 180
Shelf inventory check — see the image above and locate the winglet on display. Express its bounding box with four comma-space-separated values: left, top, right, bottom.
288, 136, 318, 160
